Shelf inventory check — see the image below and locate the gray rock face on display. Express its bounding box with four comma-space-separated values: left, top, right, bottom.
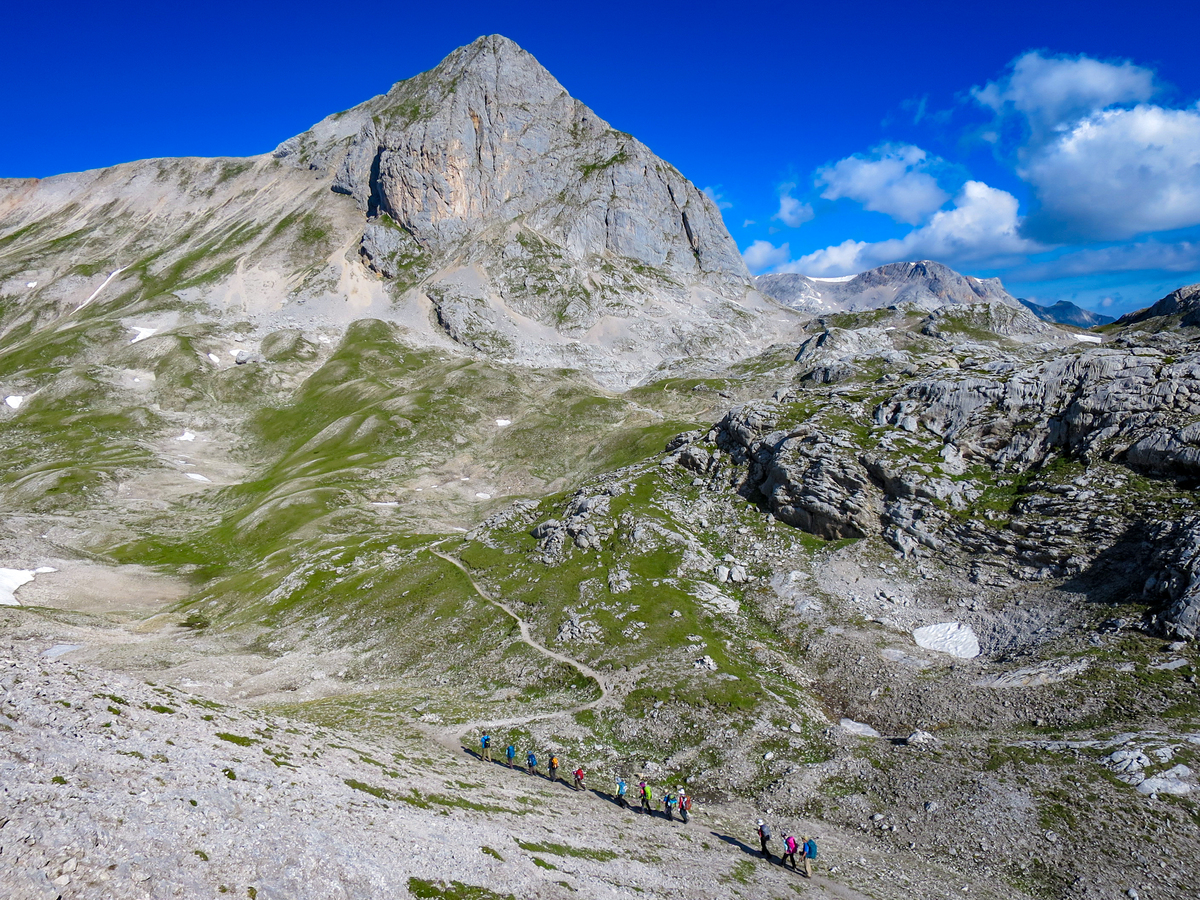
273, 35, 785, 382
697, 331, 1200, 634
1116, 283, 1200, 330
757, 260, 1021, 316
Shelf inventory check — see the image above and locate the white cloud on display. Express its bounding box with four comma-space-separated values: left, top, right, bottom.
795, 181, 1043, 276
741, 239, 792, 273
1020, 104, 1200, 241
973, 50, 1156, 145
702, 185, 733, 210
774, 183, 814, 227
739, 237, 796, 273
815, 144, 950, 224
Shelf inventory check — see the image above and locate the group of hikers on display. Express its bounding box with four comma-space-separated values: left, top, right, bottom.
479, 733, 694, 821
479, 734, 820, 876
757, 818, 818, 877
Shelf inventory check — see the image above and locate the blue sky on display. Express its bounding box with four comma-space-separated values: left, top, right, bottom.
4, 0, 1199, 315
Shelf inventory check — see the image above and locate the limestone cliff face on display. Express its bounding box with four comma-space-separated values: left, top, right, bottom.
309, 36, 744, 282
273, 35, 770, 377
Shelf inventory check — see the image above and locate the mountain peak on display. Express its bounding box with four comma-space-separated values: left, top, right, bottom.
270, 34, 764, 385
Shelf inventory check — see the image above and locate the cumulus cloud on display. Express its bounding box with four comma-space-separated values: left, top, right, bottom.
815, 144, 950, 224
741, 239, 792, 273
702, 186, 733, 210
774, 183, 814, 227
795, 181, 1043, 276
1020, 104, 1200, 241
973, 50, 1156, 145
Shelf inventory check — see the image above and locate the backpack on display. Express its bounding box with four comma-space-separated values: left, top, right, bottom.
760, 824, 772, 841
507, 745, 515, 757
550, 756, 559, 768
804, 839, 817, 859
785, 836, 798, 854
481, 735, 490, 747
682, 795, 691, 811
528, 753, 537, 765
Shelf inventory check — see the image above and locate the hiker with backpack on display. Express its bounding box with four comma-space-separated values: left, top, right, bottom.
527, 750, 538, 776
573, 766, 585, 791
756, 819, 773, 860
678, 789, 691, 824
548, 754, 560, 783
662, 791, 677, 821
615, 776, 629, 809
639, 780, 652, 814
480, 733, 492, 762
506, 744, 515, 768
802, 835, 818, 877
782, 833, 798, 869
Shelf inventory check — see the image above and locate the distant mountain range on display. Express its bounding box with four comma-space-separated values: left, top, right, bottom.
1018, 298, 1114, 328
756, 260, 1112, 328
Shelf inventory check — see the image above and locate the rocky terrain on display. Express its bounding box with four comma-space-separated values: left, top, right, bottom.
1, 33, 1198, 900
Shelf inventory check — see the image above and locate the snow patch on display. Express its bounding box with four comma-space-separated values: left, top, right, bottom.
26, 281, 36, 288
371, 501, 399, 508
809, 274, 857, 283
176, 431, 196, 442
5, 395, 24, 409
129, 327, 157, 344
474, 492, 492, 500
0, 566, 56, 606
74, 267, 125, 311
207, 353, 221, 364
913, 622, 980, 658
185, 473, 212, 483
1072, 334, 1102, 344
496, 419, 512, 427
840, 718, 881, 738
41, 644, 83, 659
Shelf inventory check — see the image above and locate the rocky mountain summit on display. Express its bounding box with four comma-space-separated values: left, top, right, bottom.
757, 260, 1112, 329
1117, 282, 1200, 330
756, 260, 1019, 315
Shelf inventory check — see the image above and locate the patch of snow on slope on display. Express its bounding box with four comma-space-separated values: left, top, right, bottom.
207, 353, 221, 364
840, 718, 881, 737
0, 566, 56, 606
809, 274, 857, 283
129, 327, 157, 343
913, 622, 980, 658
185, 473, 212, 483
496, 418, 512, 427
176, 431, 196, 442
26, 281, 36, 288
1072, 334, 1102, 344
5, 396, 24, 409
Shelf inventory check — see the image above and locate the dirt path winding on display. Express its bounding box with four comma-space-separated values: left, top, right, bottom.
424, 547, 611, 755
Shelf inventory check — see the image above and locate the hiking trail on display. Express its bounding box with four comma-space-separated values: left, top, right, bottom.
422, 546, 611, 756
